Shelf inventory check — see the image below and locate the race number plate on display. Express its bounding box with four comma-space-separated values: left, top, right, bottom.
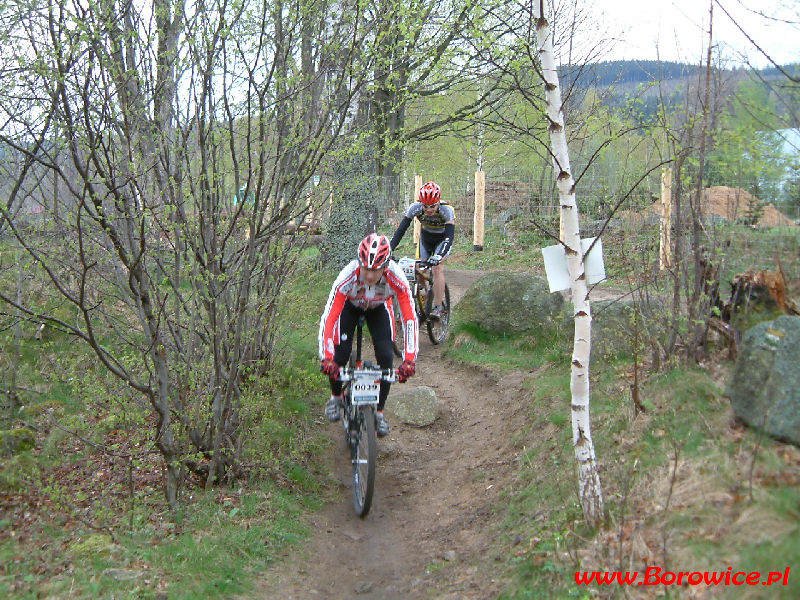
351, 374, 380, 405
398, 257, 416, 282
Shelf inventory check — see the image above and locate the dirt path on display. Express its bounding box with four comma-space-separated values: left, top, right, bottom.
250, 269, 529, 599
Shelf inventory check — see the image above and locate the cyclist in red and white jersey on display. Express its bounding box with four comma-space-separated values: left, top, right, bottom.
318, 233, 418, 436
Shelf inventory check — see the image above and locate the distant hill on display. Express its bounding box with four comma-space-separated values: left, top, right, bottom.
557, 60, 800, 121
560, 60, 695, 88
559, 60, 799, 90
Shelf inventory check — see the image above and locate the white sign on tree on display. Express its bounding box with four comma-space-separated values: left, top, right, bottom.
542, 237, 606, 293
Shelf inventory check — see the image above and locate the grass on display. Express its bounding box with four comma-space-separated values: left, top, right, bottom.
477, 335, 800, 599
446, 320, 571, 372
435, 266, 800, 600
3, 221, 798, 599
3, 484, 309, 600
0, 257, 337, 600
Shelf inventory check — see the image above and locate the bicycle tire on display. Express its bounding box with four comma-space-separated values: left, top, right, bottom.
352, 405, 377, 517
426, 282, 451, 345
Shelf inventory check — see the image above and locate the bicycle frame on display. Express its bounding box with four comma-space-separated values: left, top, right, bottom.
396, 256, 450, 345
397, 257, 433, 321
337, 316, 394, 517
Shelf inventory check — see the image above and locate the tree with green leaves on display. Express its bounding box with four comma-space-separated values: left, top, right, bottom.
362, 0, 508, 179
0, 0, 385, 511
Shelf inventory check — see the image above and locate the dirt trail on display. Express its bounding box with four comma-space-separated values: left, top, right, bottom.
251, 269, 530, 599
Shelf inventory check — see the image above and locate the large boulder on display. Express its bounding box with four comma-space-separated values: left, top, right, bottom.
388, 386, 438, 426
1, 427, 36, 456
726, 315, 800, 446
455, 271, 564, 336
590, 299, 636, 362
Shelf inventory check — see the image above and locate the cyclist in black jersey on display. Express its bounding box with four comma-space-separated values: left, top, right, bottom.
389, 181, 455, 319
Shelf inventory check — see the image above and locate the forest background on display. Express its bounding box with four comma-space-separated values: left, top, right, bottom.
1, 0, 799, 597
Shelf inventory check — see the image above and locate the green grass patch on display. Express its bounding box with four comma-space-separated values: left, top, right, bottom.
0, 484, 310, 600
0, 257, 339, 600
494, 354, 800, 600
641, 367, 723, 461
446, 321, 571, 373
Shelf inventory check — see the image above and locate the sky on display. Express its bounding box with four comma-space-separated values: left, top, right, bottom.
578, 0, 800, 66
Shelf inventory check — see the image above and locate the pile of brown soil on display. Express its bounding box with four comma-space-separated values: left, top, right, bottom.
648, 186, 796, 227
704, 186, 796, 226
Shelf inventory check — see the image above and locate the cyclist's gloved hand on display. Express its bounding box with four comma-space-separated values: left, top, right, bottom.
320, 358, 340, 377
397, 359, 415, 382
428, 254, 442, 266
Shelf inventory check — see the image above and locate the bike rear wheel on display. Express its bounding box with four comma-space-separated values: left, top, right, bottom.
426, 283, 451, 345
351, 405, 377, 517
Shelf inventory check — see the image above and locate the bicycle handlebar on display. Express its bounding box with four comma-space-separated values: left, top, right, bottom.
338, 364, 396, 382
395, 256, 434, 269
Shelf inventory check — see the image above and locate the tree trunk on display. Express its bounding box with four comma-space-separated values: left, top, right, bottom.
536, 5, 604, 527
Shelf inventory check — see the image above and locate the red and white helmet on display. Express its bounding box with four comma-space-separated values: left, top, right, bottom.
358, 233, 391, 269
418, 181, 441, 205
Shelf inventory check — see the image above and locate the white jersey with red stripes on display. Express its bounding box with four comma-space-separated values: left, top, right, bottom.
318, 260, 418, 362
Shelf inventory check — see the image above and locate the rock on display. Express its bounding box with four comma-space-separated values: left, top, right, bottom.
455, 271, 564, 336
355, 582, 373, 594
102, 568, 144, 582
1, 427, 36, 456
389, 386, 438, 426
443, 550, 457, 562
496, 207, 522, 235
726, 315, 800, 446
590, 299, 636, 362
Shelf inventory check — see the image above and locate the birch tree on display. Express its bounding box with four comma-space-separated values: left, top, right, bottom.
468, 0, 606, 525
468, 0, 606, 526
535, 1, 603, 526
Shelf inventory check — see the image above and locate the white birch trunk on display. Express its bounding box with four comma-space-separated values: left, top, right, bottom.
536, 10, 604, 526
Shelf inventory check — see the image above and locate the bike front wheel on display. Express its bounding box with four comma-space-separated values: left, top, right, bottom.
352, 405, 377, 517
426, 283, 451, 345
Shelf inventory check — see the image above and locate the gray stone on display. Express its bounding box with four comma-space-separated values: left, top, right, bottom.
355, 582, 373, 594
1, 427, 36, 456
389, 386, 438, 426
590, 299, 636, 362
102, 568, 144, 581
727, 315, 800, 446
455, 271, 564, 336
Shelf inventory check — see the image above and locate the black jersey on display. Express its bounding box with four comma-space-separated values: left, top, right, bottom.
403, 202, 456, 234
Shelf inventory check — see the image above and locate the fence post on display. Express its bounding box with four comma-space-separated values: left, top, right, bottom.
474, 170, 485, 251
659, 167, 673, 269
413, 175, 422, 246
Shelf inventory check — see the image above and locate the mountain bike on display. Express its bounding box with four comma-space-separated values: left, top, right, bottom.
394, 257, 451, 351
336, 316, 395, 517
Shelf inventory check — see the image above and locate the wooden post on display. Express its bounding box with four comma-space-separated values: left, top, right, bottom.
473, 170, 485, 251
659, 167, 672, 270
413, 175, 422, 246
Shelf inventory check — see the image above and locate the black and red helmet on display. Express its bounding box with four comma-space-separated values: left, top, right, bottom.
358, 233, 391, 270
419, 181, 441, 205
